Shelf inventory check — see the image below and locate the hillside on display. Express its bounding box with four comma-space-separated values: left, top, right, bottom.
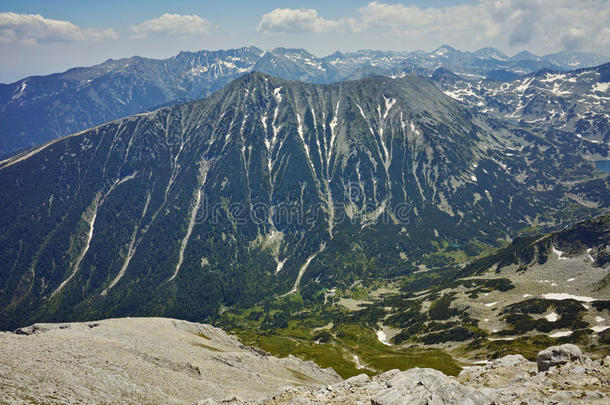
0, 72, 606, 337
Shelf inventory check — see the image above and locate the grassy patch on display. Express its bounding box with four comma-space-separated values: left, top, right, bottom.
220, 309, 462, 379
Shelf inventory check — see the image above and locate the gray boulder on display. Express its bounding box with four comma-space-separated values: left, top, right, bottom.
489, 354, 528, 369
371, 368, 495, 405
536, 344, 590, 372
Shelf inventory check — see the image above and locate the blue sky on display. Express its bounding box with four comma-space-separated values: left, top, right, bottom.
1, 0, 609, 83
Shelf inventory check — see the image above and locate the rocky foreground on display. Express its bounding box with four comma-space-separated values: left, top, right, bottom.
1, 318, 609, 404
0, 318, 340, 404
257, 344, 610, 405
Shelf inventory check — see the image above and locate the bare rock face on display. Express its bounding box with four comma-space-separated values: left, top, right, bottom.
536, 344, 590, 372
0, 318, 340, 404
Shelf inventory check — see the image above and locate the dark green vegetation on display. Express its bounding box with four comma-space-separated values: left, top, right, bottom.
499, 299, 588, 336
368, 286, 490, 346
217, 292, 462, 378
227, 214, 609, 373
456, 214, 610, 278
0, 72, 608, 335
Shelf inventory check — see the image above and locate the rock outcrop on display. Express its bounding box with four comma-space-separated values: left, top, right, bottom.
0, 318, 340, 404
255, 345, 610, 404
536, 343, 591, 372
2, 320, 608, 404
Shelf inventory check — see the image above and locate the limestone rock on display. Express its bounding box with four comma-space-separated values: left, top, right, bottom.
536, 344, 590, 372
0, 318, 340, 404
2, 322, 609, 405
371, 368, 495, 405
260, 347, 610, 404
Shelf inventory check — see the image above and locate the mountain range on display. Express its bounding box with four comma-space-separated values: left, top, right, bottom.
435, 63, 610, 145
1, 71, 607, 330
1, 45, 608, 155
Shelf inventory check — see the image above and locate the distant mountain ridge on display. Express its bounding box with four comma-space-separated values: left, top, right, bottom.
0, 45, 607, 155
435, 63, 610, 145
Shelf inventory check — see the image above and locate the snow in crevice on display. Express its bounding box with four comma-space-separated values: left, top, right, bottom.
290, 243, 326, 293
296, 113, 316, 177
275, 257, 287, 274
101, 192, 151, 296
273, 87, 283, 103
51, 197, 100, 298
552, 245, 568, 260
544, 312, 558, 322
328, 100, 340, 169
12, 80, 28, 99
382, 95, 396, 120
169, 161, 210, 282
586, 248, 594, 261
353, 355, 365, 370
356, 103, 367, 120
377, 330, 391, 346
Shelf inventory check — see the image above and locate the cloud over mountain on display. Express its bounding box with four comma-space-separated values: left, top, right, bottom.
0, 12, 118, 45
257, 1, 610, 55
257, 8, 356, 33
129, 13, 213, 39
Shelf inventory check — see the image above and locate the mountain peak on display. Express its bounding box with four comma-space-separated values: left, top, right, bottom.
473, 47, 508, 60
510, 50, 540, 61
433, 45, 458, 54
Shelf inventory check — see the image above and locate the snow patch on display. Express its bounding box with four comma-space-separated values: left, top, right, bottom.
353, 355, 365, 369
552, 245, 568, 260
542, 293, 596, 302
540, 73, 567, 83
549, 331, 572, 338
13, 80, 28, 99
592, 82, 609, 93
275, 258, 287, 274
586, 248, 594, 261
544, 312, 558, 322
273, 87, 282, 103
377, 330, 391, 346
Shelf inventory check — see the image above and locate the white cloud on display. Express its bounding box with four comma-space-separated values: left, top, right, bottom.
129, 13, 213, 39
356, 0, 610, 54
0, 12, 118, 45
256, 1, 610, 55
257, 8, 355, 33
